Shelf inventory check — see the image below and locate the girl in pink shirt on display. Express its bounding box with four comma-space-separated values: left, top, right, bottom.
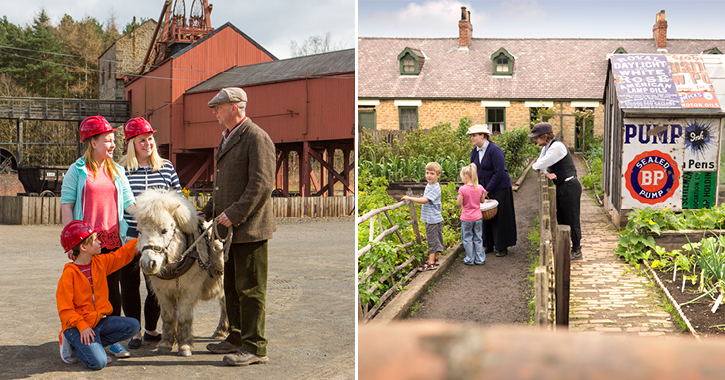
457, 163, 486, 265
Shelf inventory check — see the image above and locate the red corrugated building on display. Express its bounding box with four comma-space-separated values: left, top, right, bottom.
125, 22, 276, 157
181, 49, 355, 196
123, 19, 354, 196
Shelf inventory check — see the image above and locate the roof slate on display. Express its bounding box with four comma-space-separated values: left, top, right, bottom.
187, 49, 354, 93
358, 38, 725, 100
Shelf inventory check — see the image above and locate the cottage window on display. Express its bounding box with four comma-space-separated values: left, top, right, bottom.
495, 57, 509, 73
486, 107, 506, 134
399, 107, 418, 130
358, 107, 376, 130
403, 56, 416, 74
529, 107, 551, 123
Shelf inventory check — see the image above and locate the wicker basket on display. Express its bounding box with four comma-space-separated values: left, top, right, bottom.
480, 198, 499, 221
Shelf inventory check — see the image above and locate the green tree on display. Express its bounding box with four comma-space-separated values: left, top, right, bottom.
20, 10, 73, 97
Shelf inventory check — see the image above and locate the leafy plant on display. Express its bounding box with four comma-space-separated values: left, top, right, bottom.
359, 115, 540, 183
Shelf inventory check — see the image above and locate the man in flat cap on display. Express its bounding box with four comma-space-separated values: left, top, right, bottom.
529, 122, 583, 260
202, 87, 276, 366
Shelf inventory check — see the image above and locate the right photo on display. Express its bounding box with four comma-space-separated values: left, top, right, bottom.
357, 1, 725, 378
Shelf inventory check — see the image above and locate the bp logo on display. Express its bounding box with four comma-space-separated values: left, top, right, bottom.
625, 150, 680, 205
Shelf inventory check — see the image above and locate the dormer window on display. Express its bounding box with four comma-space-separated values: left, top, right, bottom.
705, 47, 723, 54
491, 48, 514, 76
613, 47, 627, 55
403, 56, 416, 73
495, 57, 509, 72
397, 47, 424, 76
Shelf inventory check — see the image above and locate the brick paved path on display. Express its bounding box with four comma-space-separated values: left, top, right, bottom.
568, 158, 681, 337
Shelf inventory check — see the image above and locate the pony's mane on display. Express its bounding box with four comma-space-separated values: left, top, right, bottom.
134, 189, 198, 235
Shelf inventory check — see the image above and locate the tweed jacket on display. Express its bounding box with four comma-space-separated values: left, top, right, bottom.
470, 142, 512, 193
201, 118, 276, 243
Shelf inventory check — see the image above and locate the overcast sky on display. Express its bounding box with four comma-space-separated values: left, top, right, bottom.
3, 0, 355, 59
359, 0, 725, 39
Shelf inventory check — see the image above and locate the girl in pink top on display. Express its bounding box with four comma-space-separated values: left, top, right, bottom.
457, 163, 486, 265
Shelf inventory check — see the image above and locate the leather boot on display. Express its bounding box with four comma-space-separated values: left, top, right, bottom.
571, 246, 583, 261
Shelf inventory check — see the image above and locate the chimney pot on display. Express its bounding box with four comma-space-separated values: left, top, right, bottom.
653, 10, 667, 50
459, 6, 473, 49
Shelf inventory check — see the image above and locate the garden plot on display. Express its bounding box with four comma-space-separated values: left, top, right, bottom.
649, 236, 725, 338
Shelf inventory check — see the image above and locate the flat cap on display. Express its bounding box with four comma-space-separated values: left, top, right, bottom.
528, 122, 553, 138
207, 87, 248, 108
466, 124, 491, 135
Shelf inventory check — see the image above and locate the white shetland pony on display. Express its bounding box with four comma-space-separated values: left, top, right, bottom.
134, 189, 228, 356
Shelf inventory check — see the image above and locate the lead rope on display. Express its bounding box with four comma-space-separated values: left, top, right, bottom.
210, 217, 233, 262
173, 216, 233, 275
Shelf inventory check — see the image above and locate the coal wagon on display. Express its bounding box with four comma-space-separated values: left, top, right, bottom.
17, 166, 67, 197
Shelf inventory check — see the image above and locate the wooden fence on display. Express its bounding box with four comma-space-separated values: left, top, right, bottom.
0, 97, 130, 123
357, 199, 422, 321
0, 195, 355, 225
534, 172, 571, 328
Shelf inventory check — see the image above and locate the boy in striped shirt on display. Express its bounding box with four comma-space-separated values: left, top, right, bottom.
402, 162, 444, 271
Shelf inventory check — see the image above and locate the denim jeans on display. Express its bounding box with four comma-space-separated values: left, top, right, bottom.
63, 316, 139, 370
462, 218, 485, 264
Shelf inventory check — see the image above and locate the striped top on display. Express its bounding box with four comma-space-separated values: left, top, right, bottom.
420, 183, 443, 224
75, 263, 93, 289
123, 161, 182, 237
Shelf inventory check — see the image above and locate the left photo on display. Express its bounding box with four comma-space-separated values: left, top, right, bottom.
0, 0, 355, 378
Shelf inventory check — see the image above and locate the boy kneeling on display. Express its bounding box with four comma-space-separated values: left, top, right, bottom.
56, 220, 140, 370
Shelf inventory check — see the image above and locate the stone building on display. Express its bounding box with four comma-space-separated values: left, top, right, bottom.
358, 9, 725, 151
98, 20, 158, 100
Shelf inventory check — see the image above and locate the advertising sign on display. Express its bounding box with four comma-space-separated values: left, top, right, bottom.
622, 118, 722, 210
622, 118, 684, 209
611, 55, 721, 109
667, 55, 721, 109
612, 55, 679, 108
682, 119, 721, 171
682, 172, 717, 209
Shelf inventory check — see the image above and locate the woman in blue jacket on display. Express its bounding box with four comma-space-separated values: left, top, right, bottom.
468, 124, 517, 256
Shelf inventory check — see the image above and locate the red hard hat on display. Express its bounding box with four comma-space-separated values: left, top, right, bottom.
123, 117, 157, 141
61, 220, 100, 253
79, 115, 116, 143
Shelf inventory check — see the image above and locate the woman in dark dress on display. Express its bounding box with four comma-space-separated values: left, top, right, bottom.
467, 124, 517, 256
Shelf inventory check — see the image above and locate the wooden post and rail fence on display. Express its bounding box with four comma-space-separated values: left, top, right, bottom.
357, 196, 422, 321
534, 171, 571, 328
0, 195, 355, 225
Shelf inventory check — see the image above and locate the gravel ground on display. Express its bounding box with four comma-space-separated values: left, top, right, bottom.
408, 170, 538, 324
0, 218, 354, 379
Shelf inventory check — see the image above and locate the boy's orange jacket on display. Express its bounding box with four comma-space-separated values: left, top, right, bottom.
56, 239, 138, 333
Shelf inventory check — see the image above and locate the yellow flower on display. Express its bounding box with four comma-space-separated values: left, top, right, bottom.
664, 206, 669, 212
649, 220, 655, 225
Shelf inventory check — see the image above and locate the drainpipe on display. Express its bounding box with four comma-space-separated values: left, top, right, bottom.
304, 69, 309, 137
560, 101, 564, 141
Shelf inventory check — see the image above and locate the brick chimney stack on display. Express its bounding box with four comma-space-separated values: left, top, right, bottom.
459, 6, 472, 50
653, 10, 668, 51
